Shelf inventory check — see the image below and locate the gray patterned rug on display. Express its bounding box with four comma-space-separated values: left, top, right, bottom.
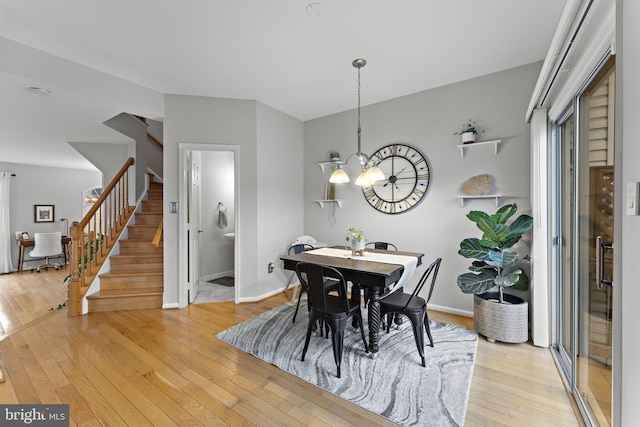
215, 303, 478, 426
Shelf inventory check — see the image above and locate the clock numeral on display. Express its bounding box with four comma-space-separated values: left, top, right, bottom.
363, 188, 376, 199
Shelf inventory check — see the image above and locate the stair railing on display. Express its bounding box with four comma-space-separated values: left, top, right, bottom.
152, 220, 163, 247
67, 157, 136, 316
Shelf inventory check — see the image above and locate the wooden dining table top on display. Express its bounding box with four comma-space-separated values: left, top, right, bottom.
280, 246, 424, 288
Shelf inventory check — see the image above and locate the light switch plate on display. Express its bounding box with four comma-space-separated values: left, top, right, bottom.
626, 182, 639, 215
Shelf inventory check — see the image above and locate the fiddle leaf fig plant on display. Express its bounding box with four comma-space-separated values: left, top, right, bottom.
457, 204, 533, 303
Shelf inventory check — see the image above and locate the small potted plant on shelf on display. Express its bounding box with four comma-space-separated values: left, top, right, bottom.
345, 227, 366, 256
456, 203, 533, 343
454, 119, 483, 144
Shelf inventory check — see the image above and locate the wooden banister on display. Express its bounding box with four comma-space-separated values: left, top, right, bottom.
152, 221, 163, 247
147, 132, 163, 149
67, 157, 136, 316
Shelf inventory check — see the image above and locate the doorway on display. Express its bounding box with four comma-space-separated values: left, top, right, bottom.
179, 143, 239, 306
554, 56, 615, 426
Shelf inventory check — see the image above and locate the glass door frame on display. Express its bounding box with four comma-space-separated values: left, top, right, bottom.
551, 51, 615, 427
553, 105, 576, 389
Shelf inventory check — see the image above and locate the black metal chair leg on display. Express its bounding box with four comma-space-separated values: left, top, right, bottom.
293, 290, 303, 323
409, 314, 426, 367
301, 315, 315, 361
358, 314, 369, 352
424, 310, 434, 348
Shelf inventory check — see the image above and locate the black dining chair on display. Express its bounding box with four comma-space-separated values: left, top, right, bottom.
296, 262, 368, 378
288, 243, 316, 323
379, 257, 442, 367
289, 244, 340, 323
365, 241, 398, 251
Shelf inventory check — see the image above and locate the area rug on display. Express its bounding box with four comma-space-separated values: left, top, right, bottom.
215, 303, 478, 426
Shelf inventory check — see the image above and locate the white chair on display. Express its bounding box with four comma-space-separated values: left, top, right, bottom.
29, 232, 64, 272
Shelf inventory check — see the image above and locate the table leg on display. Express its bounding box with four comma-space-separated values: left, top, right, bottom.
368, 287, 381, 354
350, 283, 361, 329
18, 246, 25, 274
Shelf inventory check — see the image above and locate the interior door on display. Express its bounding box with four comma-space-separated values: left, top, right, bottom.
187, 151, 202, 303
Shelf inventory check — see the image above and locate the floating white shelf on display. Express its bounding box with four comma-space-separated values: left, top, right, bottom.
315, 199, 343, 208
457, 195, 503, 207
316, 161, 346, 173
457, 139, 502, 158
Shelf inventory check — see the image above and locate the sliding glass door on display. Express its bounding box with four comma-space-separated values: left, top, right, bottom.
554, 56, 615, 427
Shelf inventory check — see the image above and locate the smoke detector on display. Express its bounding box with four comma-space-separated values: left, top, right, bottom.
306, 3, 323, 17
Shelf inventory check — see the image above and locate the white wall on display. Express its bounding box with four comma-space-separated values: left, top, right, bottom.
617, 0, 640, 423
304, 62, 540, 314
200, 150, 234, 278
0, 162, 101, 270
163, 95, 304, 306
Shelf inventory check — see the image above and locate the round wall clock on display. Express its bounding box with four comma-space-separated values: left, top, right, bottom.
362, 143, 430, 214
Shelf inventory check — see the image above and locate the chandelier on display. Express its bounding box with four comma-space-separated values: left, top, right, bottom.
329, 59, 385, 186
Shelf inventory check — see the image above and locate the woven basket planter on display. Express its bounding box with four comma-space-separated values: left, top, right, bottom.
473, 292, 528, 343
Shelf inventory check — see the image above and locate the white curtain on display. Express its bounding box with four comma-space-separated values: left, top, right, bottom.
0, 173, 14, 273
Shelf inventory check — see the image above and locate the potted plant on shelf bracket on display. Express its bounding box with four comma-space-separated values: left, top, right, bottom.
454, 119, 483, 144
456, 203, 533, 343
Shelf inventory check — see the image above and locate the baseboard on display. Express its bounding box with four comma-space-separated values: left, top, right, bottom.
428, 303, 474, 318
238, 286, 285, 303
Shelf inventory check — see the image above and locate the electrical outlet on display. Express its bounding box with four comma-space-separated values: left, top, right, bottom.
268, 262, 274, 273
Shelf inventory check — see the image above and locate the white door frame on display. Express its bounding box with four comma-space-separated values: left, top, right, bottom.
178, 143, 240, 307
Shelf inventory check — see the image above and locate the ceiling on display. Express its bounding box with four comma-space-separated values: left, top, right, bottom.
0, 0, 566, 170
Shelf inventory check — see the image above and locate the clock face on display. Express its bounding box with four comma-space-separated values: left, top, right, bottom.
362, 143, 430, 214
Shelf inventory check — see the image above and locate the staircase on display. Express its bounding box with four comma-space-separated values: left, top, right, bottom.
86, 180, 164, 312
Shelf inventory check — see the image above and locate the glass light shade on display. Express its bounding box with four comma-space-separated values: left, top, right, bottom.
329, 168, 350, 183
364, 166, 385, 182
355, 171, 373, 186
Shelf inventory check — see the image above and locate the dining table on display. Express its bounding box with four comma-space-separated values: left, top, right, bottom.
280, 245, 424, 355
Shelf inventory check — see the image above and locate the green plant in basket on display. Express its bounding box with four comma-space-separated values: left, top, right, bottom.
456, 204, 532, 303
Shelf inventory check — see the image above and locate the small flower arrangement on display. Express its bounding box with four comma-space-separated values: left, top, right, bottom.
454, 119, 483, 136
345, 227, 365, 243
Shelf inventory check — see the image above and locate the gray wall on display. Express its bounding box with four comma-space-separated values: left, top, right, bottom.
147, 118, 163, 178
0, 162, 101, 270
68, 141, 130, 187
163, 95, 304, 306
303, 62, 540, 314
103, 112, 148, 201
618, 0, 639, 423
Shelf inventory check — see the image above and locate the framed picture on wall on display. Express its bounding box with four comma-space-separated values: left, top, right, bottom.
34, 204, 55, 223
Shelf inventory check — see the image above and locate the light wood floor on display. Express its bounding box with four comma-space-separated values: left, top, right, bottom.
0, 270, 579, 426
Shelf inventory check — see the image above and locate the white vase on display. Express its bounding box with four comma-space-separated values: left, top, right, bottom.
351, 239, 365, 254
461, 132, 476, 144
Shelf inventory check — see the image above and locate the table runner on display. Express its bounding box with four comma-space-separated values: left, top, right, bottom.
308, 247, 418, 293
